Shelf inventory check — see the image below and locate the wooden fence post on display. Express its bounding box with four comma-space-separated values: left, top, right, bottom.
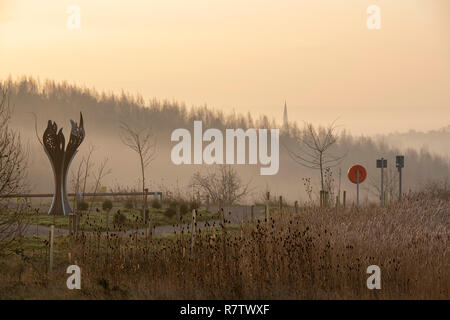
295, 201, 298, 214
148, 214, 152, 239
335, 196, 339, 214
191, 209, 196, 251
106, 209, 111, 231
68, 214, 73, 236
251, 205, 254, 222
74, 214, 80, 235
320, 191, 323, 207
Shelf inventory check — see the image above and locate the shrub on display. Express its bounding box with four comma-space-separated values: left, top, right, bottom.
77, 200, 89, 211
164, 206, 177, 218
124, 199, 134, 209
423, 180, 450, 201
179, 203, 189, 216
138, 208, 150, 215
97, 278, 109, 290
113, 211, 127, 226
151, 199, 161, 209
169, 200, 178, 207
189, 200, 200, 212
102, 199, 113, 211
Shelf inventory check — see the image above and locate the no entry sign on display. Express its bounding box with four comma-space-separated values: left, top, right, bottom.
348, 164, 366, 209
348, 165, 367, 184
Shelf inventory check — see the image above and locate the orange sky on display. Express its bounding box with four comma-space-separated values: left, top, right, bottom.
1, 0, 449, 135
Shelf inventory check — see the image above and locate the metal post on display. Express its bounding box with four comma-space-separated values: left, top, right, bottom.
381, 158, 384, 207
396, 155, 404, 201
356, 169, 360, 208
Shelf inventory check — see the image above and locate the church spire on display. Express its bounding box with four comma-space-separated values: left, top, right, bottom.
283, 101, 288, 129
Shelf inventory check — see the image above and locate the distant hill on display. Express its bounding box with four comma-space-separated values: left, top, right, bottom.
2, 76, 449, 203
377, 126, 450, 159
440, 125, 450, 133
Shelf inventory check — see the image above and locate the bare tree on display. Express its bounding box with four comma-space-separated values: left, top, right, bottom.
88, 157, 112, 213
286, 122, 346, 191
119, 122, 156, 223
0, 88, 29, 253
82, 144, 95, 195
70, 157, 85, 210
68, 145, 94, 211
191, 165, 251, 206
0, 89, 27, 197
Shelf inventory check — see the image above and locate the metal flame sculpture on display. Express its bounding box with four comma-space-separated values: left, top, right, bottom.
43, 113, 85, 215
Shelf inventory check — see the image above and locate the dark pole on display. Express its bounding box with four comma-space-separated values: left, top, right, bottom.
356, 169, 359, 208
396, 155, 404, 201
381, 158, 384, 207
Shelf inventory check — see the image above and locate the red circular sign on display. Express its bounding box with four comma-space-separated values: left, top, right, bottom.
348, 165, 367, 184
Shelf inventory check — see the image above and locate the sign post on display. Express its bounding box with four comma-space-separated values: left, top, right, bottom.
357, 169, 360, 207
396, 155, 405, 201
376, 158, 387, 207
347, 165, 367, 209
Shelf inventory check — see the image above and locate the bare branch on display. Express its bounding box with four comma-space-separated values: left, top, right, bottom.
284, 121, 346, 190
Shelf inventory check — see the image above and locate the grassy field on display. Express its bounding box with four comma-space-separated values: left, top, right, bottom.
26, 208, 219, 231
0, 192, 448, 299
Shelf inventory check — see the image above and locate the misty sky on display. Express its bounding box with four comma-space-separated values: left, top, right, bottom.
1, 0, 449, 135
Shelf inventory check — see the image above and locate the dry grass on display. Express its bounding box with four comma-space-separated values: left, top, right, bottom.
0, 192, 448, 299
